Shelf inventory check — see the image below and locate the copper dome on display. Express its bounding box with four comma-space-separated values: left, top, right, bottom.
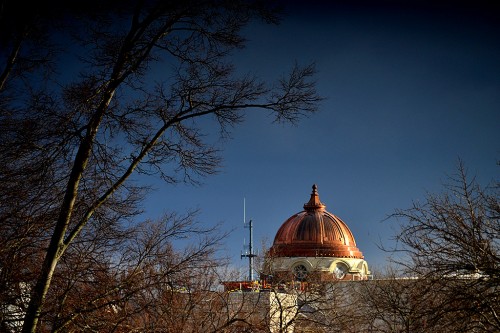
270, 185, 364, 259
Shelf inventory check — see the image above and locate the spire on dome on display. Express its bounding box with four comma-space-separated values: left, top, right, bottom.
303, 184, 326, 211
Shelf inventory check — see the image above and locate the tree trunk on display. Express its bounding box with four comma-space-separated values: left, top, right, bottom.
21, 104, 105, 332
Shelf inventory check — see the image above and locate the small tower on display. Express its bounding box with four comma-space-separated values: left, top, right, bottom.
241, 220, 257, 281
241, 199, 257, 281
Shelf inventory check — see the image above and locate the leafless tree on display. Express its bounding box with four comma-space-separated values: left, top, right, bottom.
387, 160, 500, 332
1, 210, 228, 332
0, 1, 322, 332
351, 267, 450, 333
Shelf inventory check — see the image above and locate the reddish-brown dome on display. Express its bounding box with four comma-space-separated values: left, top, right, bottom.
270, 185, 364, 259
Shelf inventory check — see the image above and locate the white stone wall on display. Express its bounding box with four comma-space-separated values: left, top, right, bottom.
228, 291, 298, 333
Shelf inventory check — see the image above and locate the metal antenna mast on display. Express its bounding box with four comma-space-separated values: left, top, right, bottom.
241, 198, 256, 281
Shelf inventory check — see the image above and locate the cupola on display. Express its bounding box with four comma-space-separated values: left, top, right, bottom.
270, 184, 364, 259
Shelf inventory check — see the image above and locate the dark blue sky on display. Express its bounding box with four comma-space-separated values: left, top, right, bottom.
142, 1, 500, 275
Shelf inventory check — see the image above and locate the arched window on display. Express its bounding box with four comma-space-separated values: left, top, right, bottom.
333, 262, 348, 279
293, 264, 308, 281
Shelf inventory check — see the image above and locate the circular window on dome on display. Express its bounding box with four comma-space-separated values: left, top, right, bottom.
293, 265, 308, 281
333, 263, 348, 279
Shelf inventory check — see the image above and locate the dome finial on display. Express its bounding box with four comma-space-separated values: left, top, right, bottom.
304, 184, 326, 211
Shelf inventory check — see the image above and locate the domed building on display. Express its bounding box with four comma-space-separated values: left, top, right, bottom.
266, 184, 370, 282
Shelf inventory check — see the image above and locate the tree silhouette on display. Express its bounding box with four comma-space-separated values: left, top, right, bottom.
388, 161, 499, 332
0, 1, 322, 332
